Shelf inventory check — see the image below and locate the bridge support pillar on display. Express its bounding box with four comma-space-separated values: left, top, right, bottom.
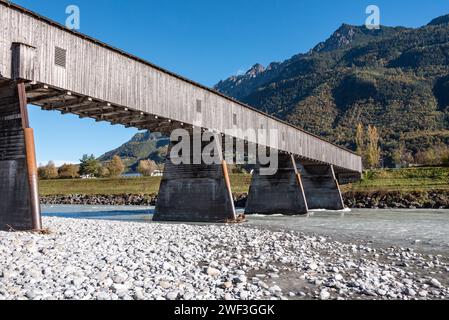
0, 80, 41, 231
245, 153, 308, 215
153, 133, 236, 223
297, 163, 345, 210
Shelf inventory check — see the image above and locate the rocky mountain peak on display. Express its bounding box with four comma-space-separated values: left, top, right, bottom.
428, 14, 449, 26
311, 24, 360, 53
245, 63, 266, 77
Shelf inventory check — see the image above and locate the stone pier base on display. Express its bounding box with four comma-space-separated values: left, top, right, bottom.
0, 80, 41, 231
245, 154, 308, 215
297, 163, 345, 210
153, 135, 236, 223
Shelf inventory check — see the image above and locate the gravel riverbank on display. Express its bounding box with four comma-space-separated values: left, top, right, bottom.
345, 191, 449, 209
40, 191, 449, 209
1, 217, 448, 300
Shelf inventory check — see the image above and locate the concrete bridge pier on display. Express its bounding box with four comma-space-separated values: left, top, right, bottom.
0, 80, 41, 231
153, 133, 236, 222
245, 153, 309, 215
297, 163, 345, 210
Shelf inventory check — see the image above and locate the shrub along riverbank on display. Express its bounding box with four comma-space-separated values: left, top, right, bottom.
39, 167, 449, 209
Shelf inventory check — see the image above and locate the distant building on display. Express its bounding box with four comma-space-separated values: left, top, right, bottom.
151, 170, 163, 177
80, 174, 95, 179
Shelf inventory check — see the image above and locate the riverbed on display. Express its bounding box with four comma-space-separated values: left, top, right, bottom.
42, 205, 449, 254
1, 206, 448, 300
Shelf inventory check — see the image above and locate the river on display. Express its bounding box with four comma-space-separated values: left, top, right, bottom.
42, 205, 449, 254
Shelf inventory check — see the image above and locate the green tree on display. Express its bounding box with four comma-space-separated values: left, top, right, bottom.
366, 125, 381, 168
107, 155, 125, 178
58, 164, 79, 179
79, 154, 101, 177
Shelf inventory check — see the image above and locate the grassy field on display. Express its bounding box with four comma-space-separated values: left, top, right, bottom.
39, 174, 252, 196
39, 167, 449, 196
346, 167, 449, 192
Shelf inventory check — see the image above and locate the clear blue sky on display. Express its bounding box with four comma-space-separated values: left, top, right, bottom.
11, 0, 449, 165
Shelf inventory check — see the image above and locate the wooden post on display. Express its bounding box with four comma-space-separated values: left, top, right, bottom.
18, 82, 42, 230
222, 160, 237, 220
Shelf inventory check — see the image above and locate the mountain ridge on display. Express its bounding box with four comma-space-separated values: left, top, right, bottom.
213, 14, 449, 165
102, 14, 449, 168
99, 132, 169, 172
427, 14, 449, 26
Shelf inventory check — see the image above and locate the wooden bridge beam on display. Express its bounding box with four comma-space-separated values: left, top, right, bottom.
28, 91, 66, 104
59, 99, 95, 113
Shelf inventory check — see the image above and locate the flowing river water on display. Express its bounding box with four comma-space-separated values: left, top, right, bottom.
42, 205, 449, 254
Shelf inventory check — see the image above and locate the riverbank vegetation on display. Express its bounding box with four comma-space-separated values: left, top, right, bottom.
38, 167, 449, 196
346, 167, 449, 192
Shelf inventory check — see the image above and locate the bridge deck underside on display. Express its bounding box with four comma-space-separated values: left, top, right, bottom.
0, 79, 361, 182
23, 82, 178, 135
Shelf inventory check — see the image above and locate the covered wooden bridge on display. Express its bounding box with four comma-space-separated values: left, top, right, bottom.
0, 1, 362, 230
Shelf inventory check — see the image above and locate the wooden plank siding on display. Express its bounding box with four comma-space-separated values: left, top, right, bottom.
0, 1, 362, 173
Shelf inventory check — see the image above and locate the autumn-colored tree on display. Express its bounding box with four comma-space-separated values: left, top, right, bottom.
38, 161, 58, 180
435, 145, 449, 165
106, 155, 125, 178
355, 123, 365, 156
414, 145, 449, 166
137, 160, 158, 176
99, 166, 110, 178
366, 125, 381, 168
415, 150, 436, 165
58, 164, 79, 179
